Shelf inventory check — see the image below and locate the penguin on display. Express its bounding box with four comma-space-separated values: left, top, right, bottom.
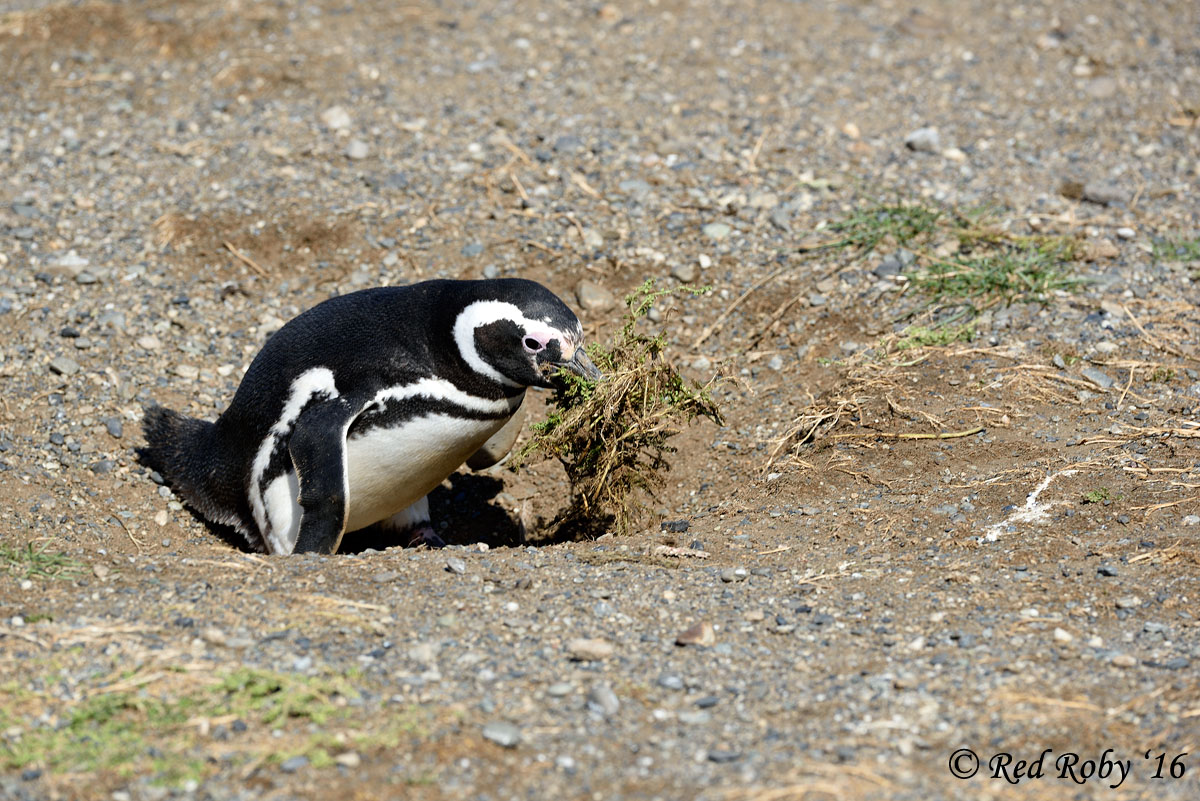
137, 278, 600, 555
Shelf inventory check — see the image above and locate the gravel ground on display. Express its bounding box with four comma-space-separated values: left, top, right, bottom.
2, 1, 1199, 799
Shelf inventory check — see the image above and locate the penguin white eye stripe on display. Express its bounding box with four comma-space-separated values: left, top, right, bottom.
453, 300, 566, 385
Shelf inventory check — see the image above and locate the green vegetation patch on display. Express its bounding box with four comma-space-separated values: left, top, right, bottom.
0, 665, 414, 787
825, 202, 941, 254
1081, 488, 1112, 504
894, 323, 975, 351
819, 201, 1084, 326
913, 244, 1080, 307
0, 541, 83, 580
1151, 235, 1200, 263
513, 280, 723, 536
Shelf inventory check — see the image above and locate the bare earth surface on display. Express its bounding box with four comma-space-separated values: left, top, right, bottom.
2, 1, 1199, 799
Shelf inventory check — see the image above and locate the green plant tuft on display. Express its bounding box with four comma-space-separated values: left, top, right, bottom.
894, 323, 975, 351
0, 542, 83, 580
825, 202, 941, 254
820, 201, 1084, 319
1151, 235, 1200, 263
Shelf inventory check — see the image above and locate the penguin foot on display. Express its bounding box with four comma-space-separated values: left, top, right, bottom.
406, 525, 446, 549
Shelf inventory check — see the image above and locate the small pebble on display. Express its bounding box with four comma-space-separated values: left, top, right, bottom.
701, 222, 732, 241
1111, 653, 1137, 668
586, 683, 620, 716
657, 675, 684, 691
567, 637, 614, 661
280, 755, 309, 773
575, 280, 616, 312
482, 721, 521, 748
345, 139, 370, 160
904, 127, 940, 153
1081, 367, 1115, 389
49, 356, 81, 376
671, 262, 698, 283
320, 105, 352, 131
676, 621, 716, 647
445, 557, 467, 575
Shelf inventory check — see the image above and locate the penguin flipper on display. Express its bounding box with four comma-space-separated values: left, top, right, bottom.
289, 398, 359, 554
465, 397, 525, 470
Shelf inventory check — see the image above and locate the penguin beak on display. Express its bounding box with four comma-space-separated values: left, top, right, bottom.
562, 348, 602, 382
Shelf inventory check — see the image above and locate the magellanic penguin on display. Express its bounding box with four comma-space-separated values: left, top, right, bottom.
137, 278, 600, 555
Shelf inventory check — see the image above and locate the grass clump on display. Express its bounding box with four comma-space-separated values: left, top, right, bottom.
894, 323, 974, 351
818, 201, 1083, 342
825, 202, 941, 253
0, 666, 362, 786
1081, 488, 1112, 504
513, 280, 724, 536
1151, 235, 1200, 263
0, 541, 83, 580
913, 245, 1079, 307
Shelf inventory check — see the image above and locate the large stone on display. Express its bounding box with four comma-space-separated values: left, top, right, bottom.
575, 280, 616, 312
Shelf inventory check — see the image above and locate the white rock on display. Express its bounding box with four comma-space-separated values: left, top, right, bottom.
53, 250, 90, 274
567, 638, 614, 661
904, 127, 940, 153
320, 105, 352, 131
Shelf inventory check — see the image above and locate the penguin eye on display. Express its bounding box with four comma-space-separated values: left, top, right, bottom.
524, 337, 544, 352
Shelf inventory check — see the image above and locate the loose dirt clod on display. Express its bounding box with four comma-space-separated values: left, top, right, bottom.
512, 281, 723, 536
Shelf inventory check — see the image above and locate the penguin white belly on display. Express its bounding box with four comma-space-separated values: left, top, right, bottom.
342, 412, 509, 533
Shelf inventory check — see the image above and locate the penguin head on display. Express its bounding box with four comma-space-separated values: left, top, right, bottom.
453, 279, 601, 389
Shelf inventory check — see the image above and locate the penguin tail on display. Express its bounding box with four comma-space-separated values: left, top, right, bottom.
137, 405, 252, 536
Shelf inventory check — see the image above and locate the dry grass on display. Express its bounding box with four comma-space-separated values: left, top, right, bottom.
513, 281, 723, 536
